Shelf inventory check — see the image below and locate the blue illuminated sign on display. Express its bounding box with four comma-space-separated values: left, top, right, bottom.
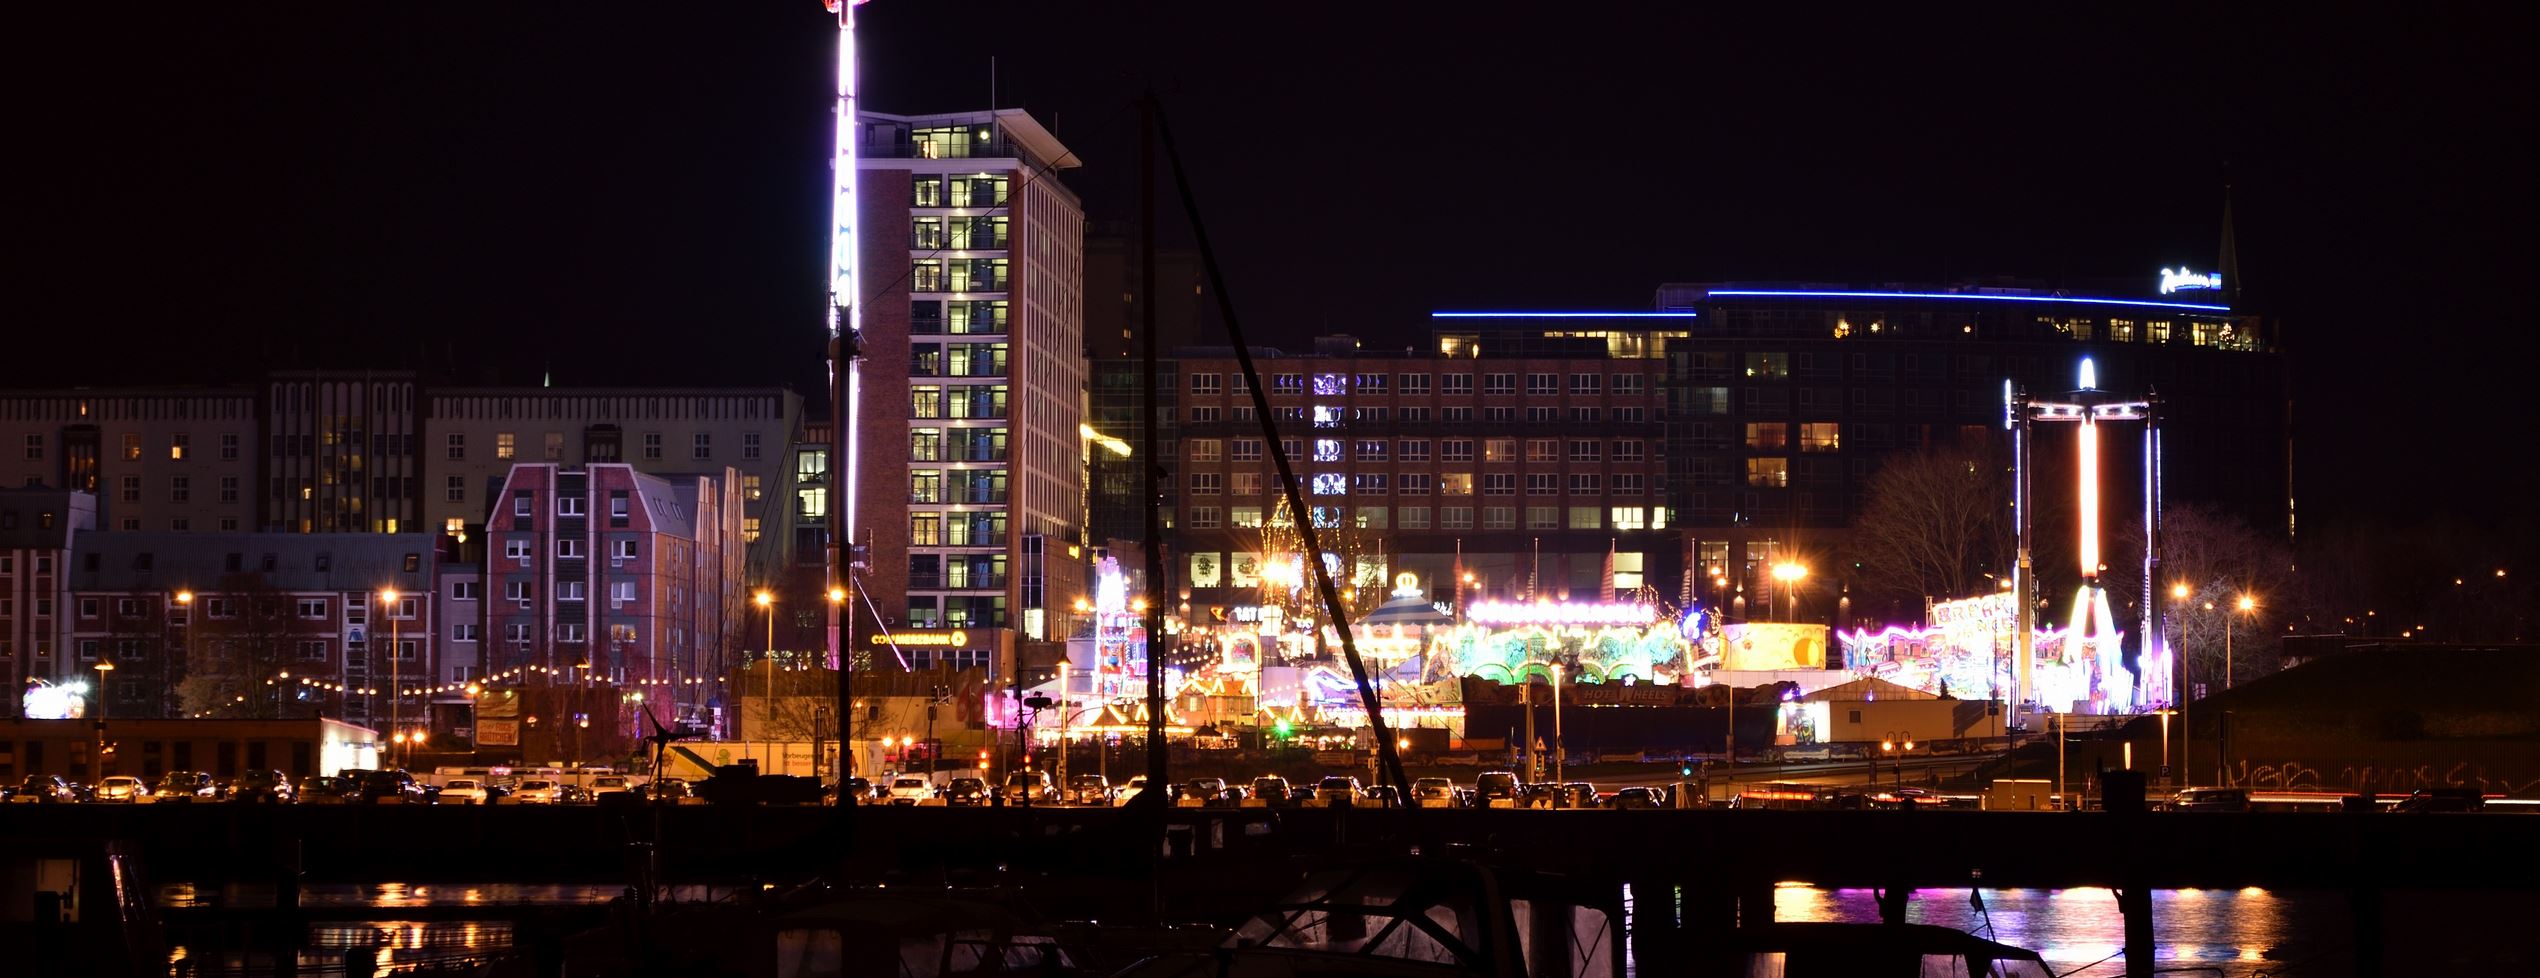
1705, 289, 2229, 312
1429, 311, 1699, 319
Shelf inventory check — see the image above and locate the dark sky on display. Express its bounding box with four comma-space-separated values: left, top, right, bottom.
13, 3, 2536, 526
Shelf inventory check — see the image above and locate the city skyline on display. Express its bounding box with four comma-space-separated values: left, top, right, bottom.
15, 3, 2536, 532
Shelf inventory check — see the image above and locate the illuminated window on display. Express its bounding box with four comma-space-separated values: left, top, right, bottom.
1743, 353, 1789, 379
1232, 507, 1265, 528
1745, 423, 1789, 451
1799, 423, 1841, 453
1192, 439, 1224, 462
1568, 506, 1602, 529
496, 432, 516, 460
123, 434, 141, 460
1484, 439, 1516, 463
1439, 473, 1474, 496
1312, 374, 1347, 396
170, 434, 188, 460
1746, 458, 1789, 488
1233, 473, 1263, 495
1310, 474, 1347, 496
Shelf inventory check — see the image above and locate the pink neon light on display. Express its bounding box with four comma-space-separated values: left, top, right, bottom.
2077, 420, 2100, 575
1465, 600, 1656, 626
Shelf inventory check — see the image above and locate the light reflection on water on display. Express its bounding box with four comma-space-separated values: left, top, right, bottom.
1768, 885, 2539, 978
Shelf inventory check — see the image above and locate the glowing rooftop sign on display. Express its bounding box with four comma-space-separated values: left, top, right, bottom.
2158, 268, 2223, 294
1706, 289, 2230, 313
1465, 600, 1658, 626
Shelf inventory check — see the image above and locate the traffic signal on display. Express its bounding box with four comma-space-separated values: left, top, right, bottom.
1680, 762, 1693, 777
1273, 717, 1292, 739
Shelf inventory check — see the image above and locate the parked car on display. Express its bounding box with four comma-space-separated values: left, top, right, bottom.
439, 778, 491, 805
1608, 786, 1666, 810
942, 777, 990, 807
1112, 775, 1149, 807
1068, 774, 1114, 806
1001, 770, 1060, 805
12, 774, 76, 804
357, 769, 431, 804
1364, 784, 1402, 808
1558, 782, 1600, 809
2391, 788, 2485, 813
1475, 770, 1521, 805
228, 769, 295, 804
1250, 776, 1292, 807
2170, 787, 2251, 813
1315, 776, 1364, 807
512, 779, 565, 805
886, 777, 934, 805
93, 776, 147, 804
151, 771, 219, 803
1412, 777, 1460, 808
838, 777, 877, 803
1179, 777, 1228, 806
587, 775, 637, 801
644, 778, 692, 803
294, 776, 356, 804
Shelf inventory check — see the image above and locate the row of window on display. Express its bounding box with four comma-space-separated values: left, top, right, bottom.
1189, 372, 1654, 397
1189, 471, 1650, 496
907, 510, 1007, 547
500, 537, 642, 561
25, 432, 245, 462
910, 215, 1009, 251
909, 427, 1008, 463
507, 491, 634, 522
1182, 504, 1663, 533
908, 385, 1009, 419
94, 475, 245, 504
1675, 386, 2003, 415
464, 431, 756, 462
1192, 437, 1649, 464
911, 343, 1009, 378
487, 580, 643, 603
909, 469, 1008, 504
909, 172, 1009, 208
1185, 405, 1656, 426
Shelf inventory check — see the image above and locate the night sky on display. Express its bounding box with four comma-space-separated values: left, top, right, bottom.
14, 3, 2536, 528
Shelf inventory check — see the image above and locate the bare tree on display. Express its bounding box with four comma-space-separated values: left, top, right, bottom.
194, 573, 297, 719
2114, 503, 2295, 686
1848, 442, 2013, 610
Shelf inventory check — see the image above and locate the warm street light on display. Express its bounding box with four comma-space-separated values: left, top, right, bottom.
2227, 594, 2257, 691
380, 588, 404, 767
1770, 562, 1808, 620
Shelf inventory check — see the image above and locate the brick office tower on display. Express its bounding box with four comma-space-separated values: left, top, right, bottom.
849, 108, 1087, 686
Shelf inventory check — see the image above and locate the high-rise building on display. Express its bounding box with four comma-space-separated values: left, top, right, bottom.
1119, 323, 1682, 623
848, 108, 1087, 683
1653, 279, 2283, 623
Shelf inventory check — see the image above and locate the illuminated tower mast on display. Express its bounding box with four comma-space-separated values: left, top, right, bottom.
2012, 358, 2165, 714
824, 0, 870, 775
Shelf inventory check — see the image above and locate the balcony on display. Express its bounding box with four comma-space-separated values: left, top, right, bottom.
860, 138, 1023, 161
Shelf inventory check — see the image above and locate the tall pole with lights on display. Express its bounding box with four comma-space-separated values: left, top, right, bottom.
2011, 359, 2165, 715
822, 0, 873, 802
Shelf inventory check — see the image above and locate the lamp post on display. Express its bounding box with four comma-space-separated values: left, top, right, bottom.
2154, 708, 2175, 787
752, 590, 774, 758
2229, 594, 2255, 690
2173, 583, 2192, 789
1057, 661, 1070, 788
92, 659, 116, 781
380, 588, 401, 768
828, 586, 848, 786
1879, 732, 1915, 791
1550, 662, 1565, 803
172, 590, 193, 716
2055, 711, 2067, 810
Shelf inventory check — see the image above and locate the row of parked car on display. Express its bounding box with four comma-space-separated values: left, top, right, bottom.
4, 770, 684, 805
836, 769, 1682, 810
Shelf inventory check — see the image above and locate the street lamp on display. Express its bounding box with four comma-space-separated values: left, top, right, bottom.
2173, 583, 2193, 788
753, 590, 775, 754
92, 659, 116, 780
1878, 733, 1915, 792
380, 588, 402, 768
828, 586, 849, 786
1549, 662, 1566, 803
2229, 594, 2256, 690
1770, 562, 1808, 621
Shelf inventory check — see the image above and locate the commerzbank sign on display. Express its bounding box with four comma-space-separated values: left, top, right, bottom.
871, 629, 970, 647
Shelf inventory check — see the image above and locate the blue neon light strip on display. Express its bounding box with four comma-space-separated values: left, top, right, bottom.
1706, 289, 2230, 312
1430, 311, 1699, 319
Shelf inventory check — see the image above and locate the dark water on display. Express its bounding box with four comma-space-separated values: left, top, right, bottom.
163, 881, 2536, 977
1759, 884, 2539, 978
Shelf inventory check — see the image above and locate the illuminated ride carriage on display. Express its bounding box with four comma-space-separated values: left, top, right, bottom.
1439, 599, 1692, 687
